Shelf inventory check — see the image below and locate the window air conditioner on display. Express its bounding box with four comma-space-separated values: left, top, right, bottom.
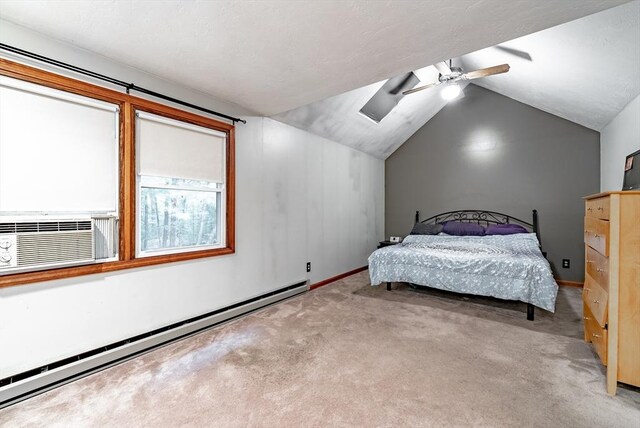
0, 216, 118, 275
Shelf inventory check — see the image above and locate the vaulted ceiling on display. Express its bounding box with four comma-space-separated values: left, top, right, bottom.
275, 1, 640, 158
0, 0, 627, 116
459, 0, 640, 131
272, 66, 469, 159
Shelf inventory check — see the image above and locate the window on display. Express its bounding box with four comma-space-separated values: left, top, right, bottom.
0, 59, 235, 287
135, 111, 227, 257
138, 177, 222, 254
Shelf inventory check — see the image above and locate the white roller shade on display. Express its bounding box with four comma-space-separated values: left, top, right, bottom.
0, 76, 119, 213
137, 112, 226, 183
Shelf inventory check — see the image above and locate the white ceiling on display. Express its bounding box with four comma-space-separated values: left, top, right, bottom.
0, 0, 627, 116
274, 1, 640, 158
459, 0, 640, 131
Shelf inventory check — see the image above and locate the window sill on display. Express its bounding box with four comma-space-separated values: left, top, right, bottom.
0, 246, 235, 288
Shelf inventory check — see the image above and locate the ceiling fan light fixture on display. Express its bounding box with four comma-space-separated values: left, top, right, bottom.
441, 84, 461, 101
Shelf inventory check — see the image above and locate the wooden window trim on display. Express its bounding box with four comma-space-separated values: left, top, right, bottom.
0, 58, 236, 288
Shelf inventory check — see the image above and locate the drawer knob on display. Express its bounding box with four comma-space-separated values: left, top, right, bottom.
587, 208, 593, 211
597, 207, 603, 211
586, 260, 594, 264
593, 299, 600, 304
592, 333, 602, 338
594, 234, 600, 238
596, 268, 604, 273
583, 316, 591, 320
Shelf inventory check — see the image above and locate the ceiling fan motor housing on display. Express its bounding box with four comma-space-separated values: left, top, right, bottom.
439, 66, 464, 83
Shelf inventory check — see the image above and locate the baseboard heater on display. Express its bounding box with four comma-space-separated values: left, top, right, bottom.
0, 280, 308, 409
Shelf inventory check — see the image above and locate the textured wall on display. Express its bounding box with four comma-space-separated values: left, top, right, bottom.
0, 28, 384, 378
385, 85, 600, 282
261, 118, 384, 287
601, 94, 640, 191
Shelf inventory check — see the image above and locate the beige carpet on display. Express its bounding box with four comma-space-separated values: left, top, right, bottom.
2, 271, 639, 427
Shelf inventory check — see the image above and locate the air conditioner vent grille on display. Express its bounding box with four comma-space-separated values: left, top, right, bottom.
37, 223, 59, 232
0, 221, 93, 234
0, 224, 16, 234
17, 231, 94, 267
16, 223, 37, 233
93, 217, 117, 260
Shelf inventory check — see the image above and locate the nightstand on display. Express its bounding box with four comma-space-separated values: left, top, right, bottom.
377, 240, 400, 249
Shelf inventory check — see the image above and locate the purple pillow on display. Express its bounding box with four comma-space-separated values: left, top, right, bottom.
442, 221, 485, 236
485, 224, 528, 235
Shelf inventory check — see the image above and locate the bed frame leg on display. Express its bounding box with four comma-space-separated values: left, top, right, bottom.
527, 303, 535, 321
387, 282, 391, 291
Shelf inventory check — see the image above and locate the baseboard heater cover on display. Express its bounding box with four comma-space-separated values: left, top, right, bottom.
0, 280, 308, 408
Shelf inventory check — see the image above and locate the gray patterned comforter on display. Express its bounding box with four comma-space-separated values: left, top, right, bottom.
369, 233, 558, 312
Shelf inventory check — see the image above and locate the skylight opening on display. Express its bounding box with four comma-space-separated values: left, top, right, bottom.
358, 72, 419, 123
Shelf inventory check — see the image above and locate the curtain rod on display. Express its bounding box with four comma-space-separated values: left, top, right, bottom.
0, 43, 246, 124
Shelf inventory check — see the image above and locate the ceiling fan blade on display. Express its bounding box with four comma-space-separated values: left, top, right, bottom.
402, 81, 440, 95
433, 61, 452, 75
461, 64, 510, 80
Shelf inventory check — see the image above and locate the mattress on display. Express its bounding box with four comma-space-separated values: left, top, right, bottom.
368, 233, 558, 312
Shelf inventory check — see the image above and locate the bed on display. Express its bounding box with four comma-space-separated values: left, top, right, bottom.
368, 210, 558, 320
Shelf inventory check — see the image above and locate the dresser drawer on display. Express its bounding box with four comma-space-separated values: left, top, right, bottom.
584, 302, 608, 365
583, 273, 608, 328
584, 217, 609, 256
585, 197, 610, 220
585, 245, 609, 291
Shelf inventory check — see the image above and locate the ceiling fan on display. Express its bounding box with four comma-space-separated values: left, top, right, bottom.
403, 61, 510, 97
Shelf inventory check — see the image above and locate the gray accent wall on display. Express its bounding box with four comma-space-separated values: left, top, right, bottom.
385, 85, 600, 282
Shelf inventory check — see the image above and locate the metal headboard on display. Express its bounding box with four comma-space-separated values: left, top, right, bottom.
415, 209, 539, 241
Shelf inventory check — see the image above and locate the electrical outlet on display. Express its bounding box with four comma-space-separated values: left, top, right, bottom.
562, 259, 570, 269
306, 262, 311, 273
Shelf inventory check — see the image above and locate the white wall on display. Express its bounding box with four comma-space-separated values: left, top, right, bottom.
268, 120, 385, 283
0, 22, 384, 378
601, 94, 640, 191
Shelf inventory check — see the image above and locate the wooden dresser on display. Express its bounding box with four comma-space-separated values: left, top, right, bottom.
583, 191, 640, 395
